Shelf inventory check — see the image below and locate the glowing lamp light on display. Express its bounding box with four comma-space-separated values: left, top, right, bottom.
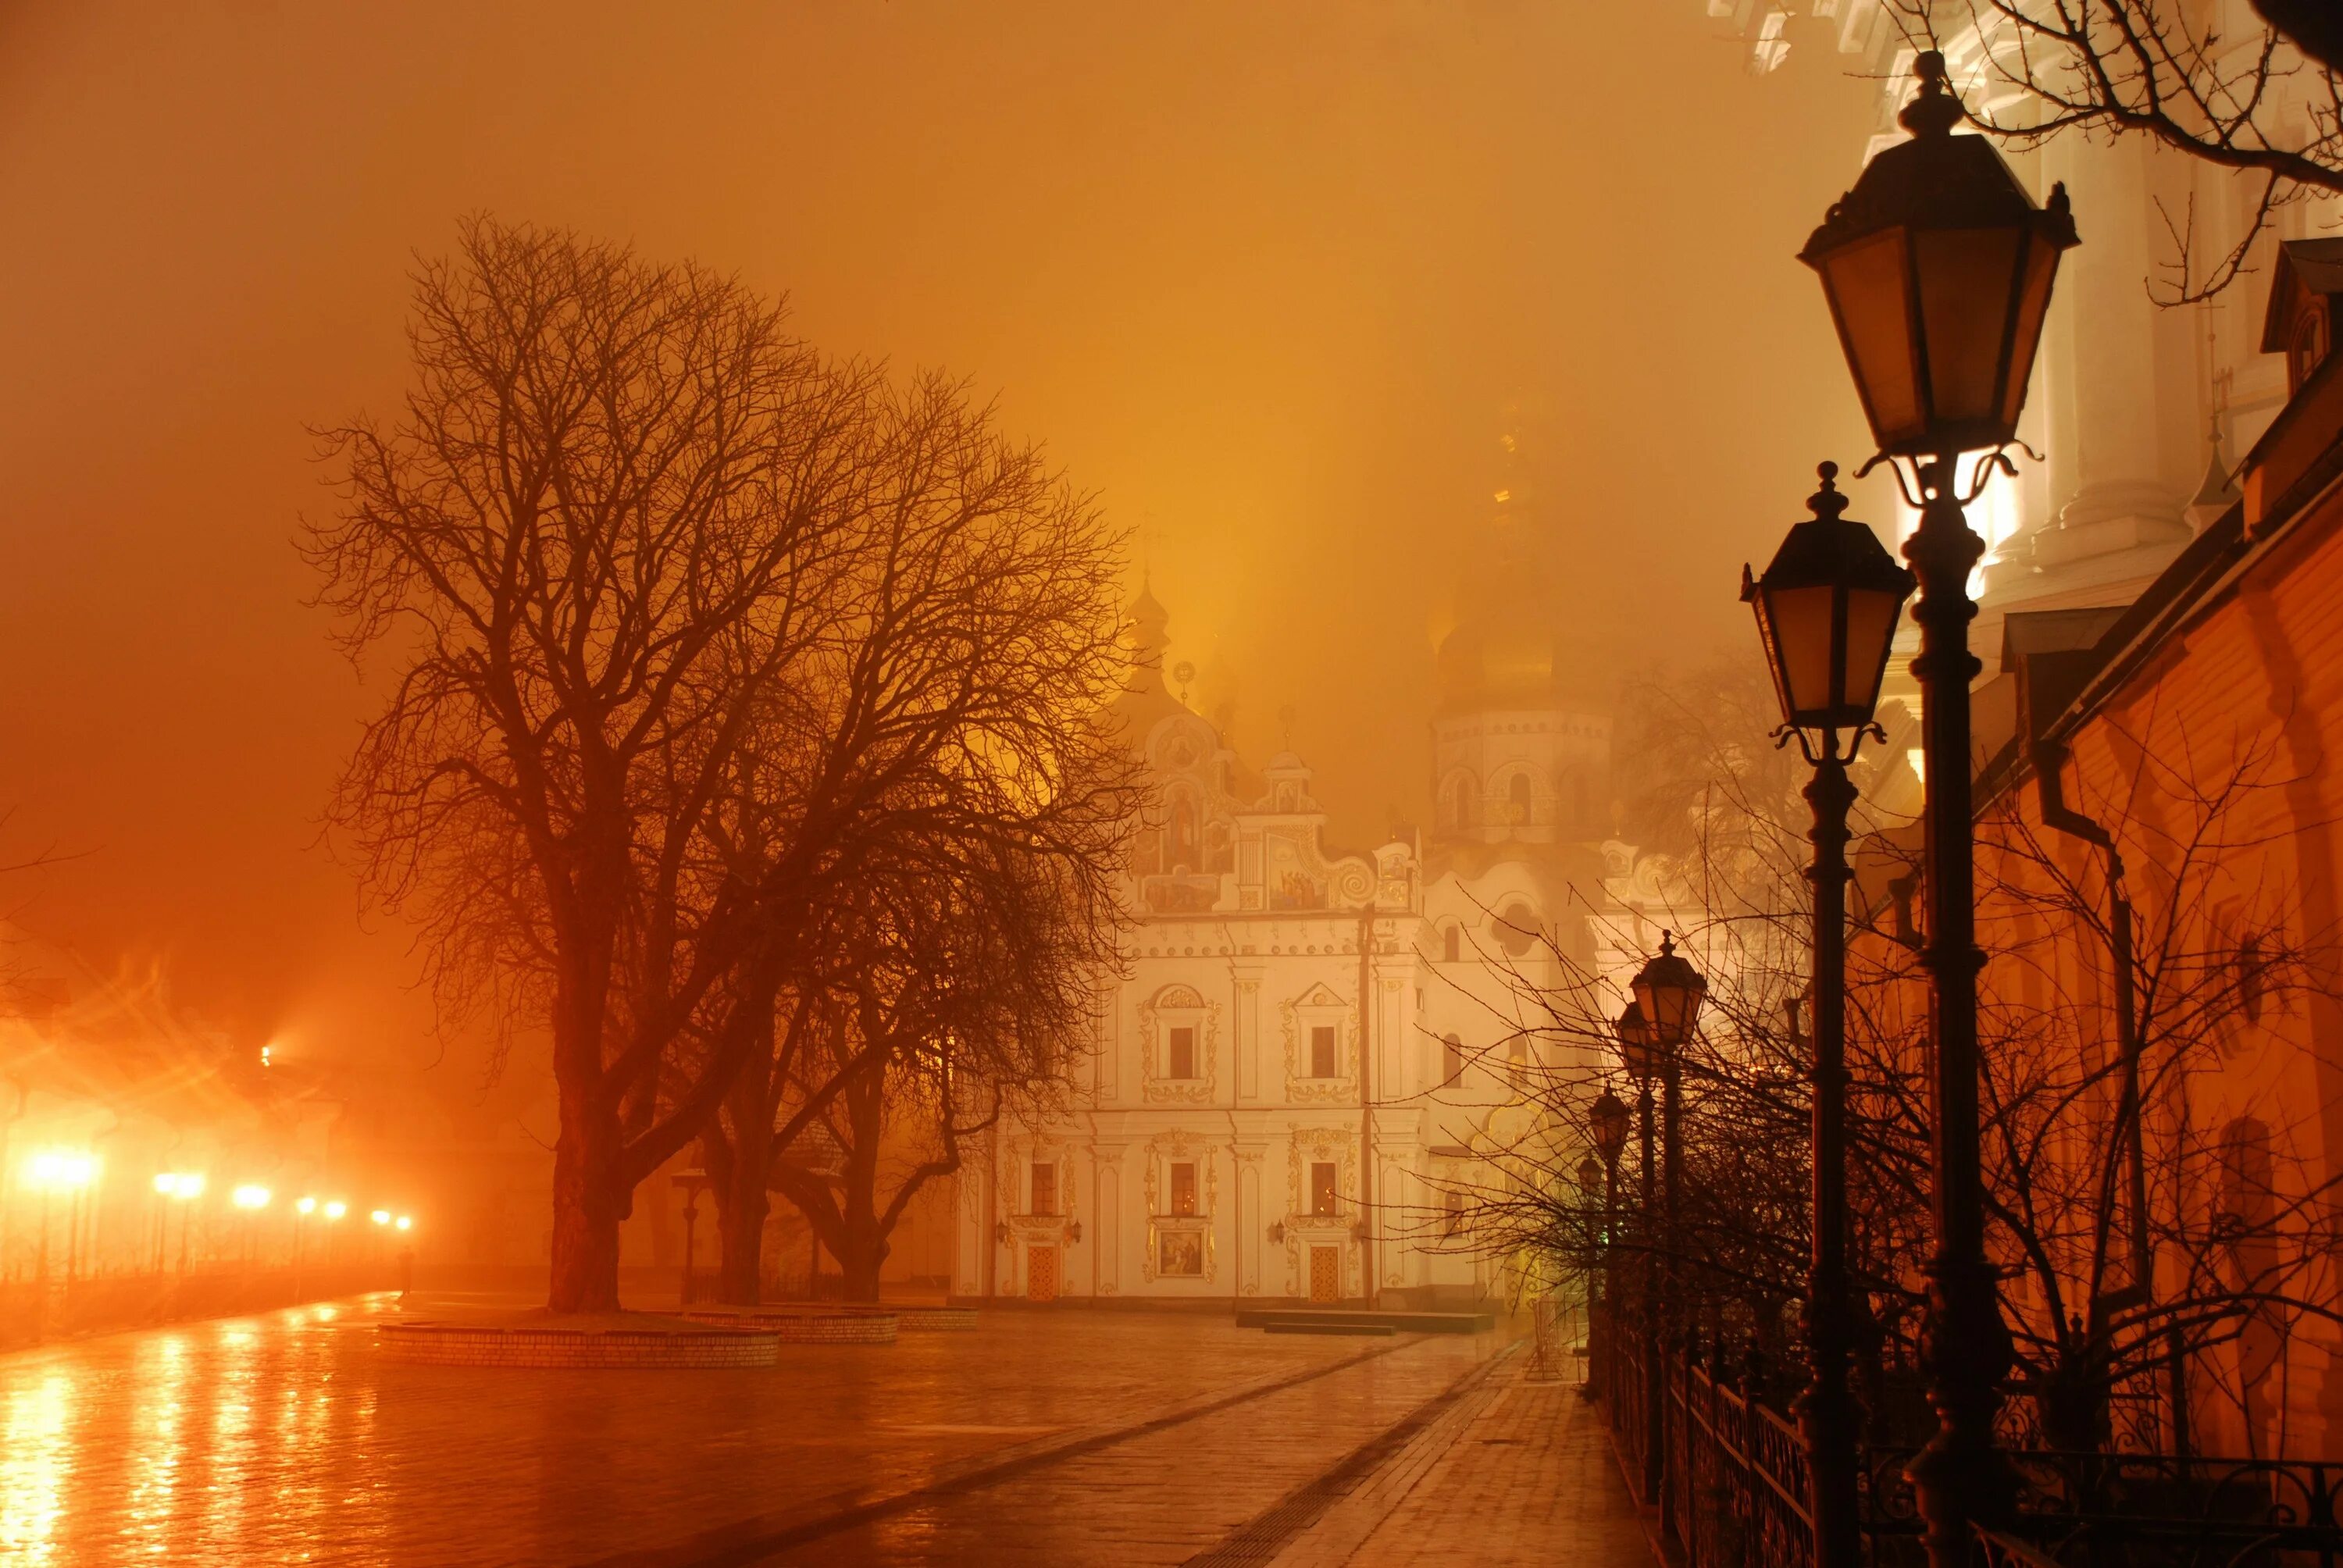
296, 1196, 317, 1215
231, 1185, 272, 1210
26, 1150, 98, 1191
160, 1173, 205, 1200
323, 1201, 347, 1221
370, 1210, 391, 1226
152, 1172, 178, 1196
394, 1215, 413, 1232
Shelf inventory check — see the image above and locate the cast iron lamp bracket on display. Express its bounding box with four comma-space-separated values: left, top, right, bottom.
1771, 718, 1886, 770
1856, 441, 2031, 510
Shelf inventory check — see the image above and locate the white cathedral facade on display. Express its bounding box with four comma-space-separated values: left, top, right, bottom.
951, 469, 1680, 1309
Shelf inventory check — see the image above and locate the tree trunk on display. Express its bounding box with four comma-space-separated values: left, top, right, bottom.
714, 1112, 772, 1306
548, 1078, 626, 1313
836, 1224, 889, 1303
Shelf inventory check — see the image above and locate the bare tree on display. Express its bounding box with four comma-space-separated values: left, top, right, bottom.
1888, 2, 2343, 301
305, 218, 876, 1312
756, 836, 1111, 1301
679, 373, 1137, 1303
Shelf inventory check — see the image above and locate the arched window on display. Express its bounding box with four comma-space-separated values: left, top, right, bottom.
1168, 790, 1198, 870
1496, 903, 1539, 958
1443, 925, 1461, 964
1445, 772, 1479, 829
1506, 773, 1532, 825
1442, 1033, 1464, 1084
2295, 309, 2331, 392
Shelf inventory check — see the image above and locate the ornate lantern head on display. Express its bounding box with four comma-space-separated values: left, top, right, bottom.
1630, 932, 1707, 1051
1800, 52, 2077, 458
1744, 463, 1915, 737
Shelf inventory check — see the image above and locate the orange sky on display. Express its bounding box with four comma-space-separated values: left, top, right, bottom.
0, 2, 1881, 1093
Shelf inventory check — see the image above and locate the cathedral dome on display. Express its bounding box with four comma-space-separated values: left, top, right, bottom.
1435, 413, 1609, 718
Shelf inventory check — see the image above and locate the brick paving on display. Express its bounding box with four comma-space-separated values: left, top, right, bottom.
0, 1292, 1643, 1567
1264, 1351, 1650, 1568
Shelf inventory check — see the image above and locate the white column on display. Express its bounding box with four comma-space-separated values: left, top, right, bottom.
2037, 132, 2187, 550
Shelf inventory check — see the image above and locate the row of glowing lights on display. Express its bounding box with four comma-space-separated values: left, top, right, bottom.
23, 1151, 413, 1230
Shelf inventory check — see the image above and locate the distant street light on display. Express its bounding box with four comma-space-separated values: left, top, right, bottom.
394, 1215, 412, 1231
1626, 935, 1706, 1527
232, 1185, 271, 1268
370, 1210, 391, 1226
24, 1149, 98, 1284
158, 1173, 205, 1274
1746, 462, 1914, 1568
1615, 1000, 1663, 1503
674, 1167, 711, 1306
1799, 48, 2076, 1563
323, 1201, 347, 1221
296, 1196, 317, 1215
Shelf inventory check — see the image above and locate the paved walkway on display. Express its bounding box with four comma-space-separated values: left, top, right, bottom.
1264, 1354, 1649, 1567
0, 1292, 1644, 1566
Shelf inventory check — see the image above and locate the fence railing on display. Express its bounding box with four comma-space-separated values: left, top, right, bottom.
1590, 1305, 2343, 1568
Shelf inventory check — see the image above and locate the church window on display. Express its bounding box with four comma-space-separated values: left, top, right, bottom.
1446, 773, 1478, 829
1310, 1161, 1339, 1216
1571, 773, 1589, 829
1444, 1190, 1465, 1237
1168, 791, 1199, 870
1496, 903, 1539, 958
2294, 308, 2331, 393
1506, 772, 1532, 825
1509, 1036, 1528, 1088
1310, 1025, 1337, 1079
1443, 925, 1460, 964
1030, 1162, 1057, 1217
1170, 1162, 1199, 1217
2237, 935, 2267, 1025
1442, 1033, 1464, 1085
1168, 1025, 1196, 1080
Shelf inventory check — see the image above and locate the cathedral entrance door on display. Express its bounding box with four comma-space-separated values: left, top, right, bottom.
1308, 1246, 1339, 1304
1026, 1244, 1059, 1303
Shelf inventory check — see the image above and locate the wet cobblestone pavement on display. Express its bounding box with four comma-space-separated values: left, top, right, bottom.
0, 1293, 1551, 1567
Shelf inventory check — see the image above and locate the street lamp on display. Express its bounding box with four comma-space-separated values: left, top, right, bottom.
24, 1149, 97, 1284
232, 1185, 271, 1269
159, 1173, 204, 1274
1616, 1000, 1664, 1504
1800, 53, 2075, 462
1746, 462, 1914, 1568
1801, 48, 2072, 1563
1589, 1087, 1630, 1400
673, 1168, 711, 1306
1627, 934, 1706, 1531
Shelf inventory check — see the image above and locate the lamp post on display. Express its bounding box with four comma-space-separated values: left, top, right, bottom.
1590, 1087, 1631, 1399
1628, 935, 1708, 1531
162, 1174, 205, 1274
675, 1169, 711, 1306
1617, 1000, 1663, 1502
1745, 462, 1916, 1568
1800, 49, 2077, 1564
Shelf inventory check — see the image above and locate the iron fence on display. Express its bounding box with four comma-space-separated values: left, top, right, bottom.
1590, 1306, 2343, 1568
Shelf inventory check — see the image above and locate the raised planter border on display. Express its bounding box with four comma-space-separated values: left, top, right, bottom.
378, 1320, 780, 1370
679, 1309, 898, 1345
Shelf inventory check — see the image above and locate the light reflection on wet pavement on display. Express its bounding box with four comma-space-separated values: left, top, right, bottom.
0, 1295, 1505, 1566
